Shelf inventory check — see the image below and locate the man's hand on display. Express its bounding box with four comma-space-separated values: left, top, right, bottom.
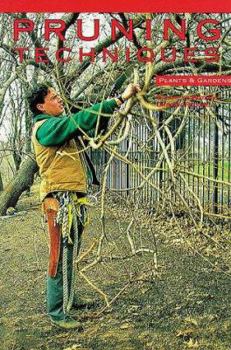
121, 83, 141, 100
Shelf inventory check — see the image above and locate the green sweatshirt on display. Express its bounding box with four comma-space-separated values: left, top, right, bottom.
33, 99, 118, 146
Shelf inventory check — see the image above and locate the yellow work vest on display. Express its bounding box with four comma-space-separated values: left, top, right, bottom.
32, 120, 88, 201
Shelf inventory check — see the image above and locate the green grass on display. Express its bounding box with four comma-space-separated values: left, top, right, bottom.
191, 160, 230, 182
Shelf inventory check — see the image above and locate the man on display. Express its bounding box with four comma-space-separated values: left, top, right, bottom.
28, 83, 140, 329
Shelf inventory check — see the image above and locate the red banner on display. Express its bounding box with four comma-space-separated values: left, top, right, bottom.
0, 0, 231, 13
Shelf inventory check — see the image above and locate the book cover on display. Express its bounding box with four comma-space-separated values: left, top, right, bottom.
0, 1, 230, 350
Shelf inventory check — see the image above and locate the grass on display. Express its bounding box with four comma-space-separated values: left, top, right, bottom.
192, 160, 230, 182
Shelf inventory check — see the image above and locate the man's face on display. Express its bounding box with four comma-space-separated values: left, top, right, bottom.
37, 88, 64, 116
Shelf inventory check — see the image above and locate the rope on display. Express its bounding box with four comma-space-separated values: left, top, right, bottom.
55, 192, 88, 315
56, 192, 70, 315
62, 239, 69, 314
66, 199, 79, 312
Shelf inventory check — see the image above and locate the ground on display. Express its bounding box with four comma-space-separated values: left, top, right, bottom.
0, 186, 230, 350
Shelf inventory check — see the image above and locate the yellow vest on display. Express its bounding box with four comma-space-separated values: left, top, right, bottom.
32, 120, 88, 201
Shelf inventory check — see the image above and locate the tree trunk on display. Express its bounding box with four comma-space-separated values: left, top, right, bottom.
0, 156, 38, 216
0, 171, 3, 191
13, 151, 22, 171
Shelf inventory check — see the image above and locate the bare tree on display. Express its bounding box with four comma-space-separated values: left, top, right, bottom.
0, 13, 230, 303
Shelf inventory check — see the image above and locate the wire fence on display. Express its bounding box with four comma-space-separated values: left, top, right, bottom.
90, 91, 231, 216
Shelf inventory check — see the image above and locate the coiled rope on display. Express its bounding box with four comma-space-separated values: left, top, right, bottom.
55, 192, 81, 315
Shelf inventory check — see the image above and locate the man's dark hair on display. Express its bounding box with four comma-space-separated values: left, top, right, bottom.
27, 84, 51, 116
